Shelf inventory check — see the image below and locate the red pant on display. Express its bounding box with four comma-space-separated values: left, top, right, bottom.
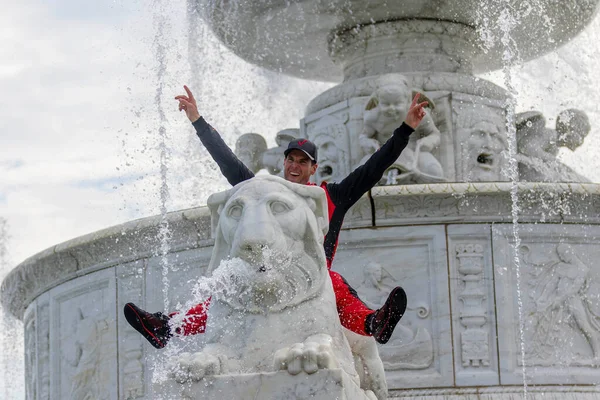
172, 270, 373, 336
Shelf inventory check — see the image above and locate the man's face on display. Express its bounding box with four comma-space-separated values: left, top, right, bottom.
283, 149, 317, 184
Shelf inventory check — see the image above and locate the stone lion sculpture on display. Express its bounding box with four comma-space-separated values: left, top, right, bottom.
167, 175, 387, 400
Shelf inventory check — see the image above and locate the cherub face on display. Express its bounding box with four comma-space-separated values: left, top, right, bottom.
377, 86, 409, 120
556, 243, 575, 263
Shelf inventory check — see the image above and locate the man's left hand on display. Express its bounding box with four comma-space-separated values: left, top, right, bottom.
405, 93, 429, 129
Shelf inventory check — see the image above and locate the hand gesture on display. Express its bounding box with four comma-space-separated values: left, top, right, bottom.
404, 93, 429, 129
175, 85, 201, 123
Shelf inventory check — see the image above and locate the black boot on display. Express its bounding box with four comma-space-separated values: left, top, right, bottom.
366, 286, 407, 344
124, 302, 172, 349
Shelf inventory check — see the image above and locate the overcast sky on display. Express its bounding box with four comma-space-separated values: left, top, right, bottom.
0, 0, 599, 397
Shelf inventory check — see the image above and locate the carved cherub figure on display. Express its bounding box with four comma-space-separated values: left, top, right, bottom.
360, 75, 444, 184
516, 109, 591, 182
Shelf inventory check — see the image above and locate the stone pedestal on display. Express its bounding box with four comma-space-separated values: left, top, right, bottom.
154, 369, 372, 400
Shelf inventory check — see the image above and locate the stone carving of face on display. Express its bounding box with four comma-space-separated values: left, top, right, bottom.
556, 243, 575, 263
556, 109, 591, 151
313, 134, 340, 183
210, 178, 327, 312
465, 121, 507, 181
364, 80, 411, 138
235, 133, 267, 173
377, 85, 409, 120
365, 262, 383, 286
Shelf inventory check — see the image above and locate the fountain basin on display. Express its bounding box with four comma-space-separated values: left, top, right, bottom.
4, 182, 600, 398
197, 0, 600, 81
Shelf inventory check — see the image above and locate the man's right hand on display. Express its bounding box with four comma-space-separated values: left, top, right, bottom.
404, 92, 428, 129
175, 85, 201, 123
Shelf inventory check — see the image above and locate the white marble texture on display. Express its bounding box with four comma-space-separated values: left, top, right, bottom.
48, 268, 117, 400
334, 225, 453, 389
155, 369, 373, 400
447, 225, 499, 386
160, 176, 387, 399
196, 1, 600, 81
493, 224, 600, 385
10, 190, 600, 398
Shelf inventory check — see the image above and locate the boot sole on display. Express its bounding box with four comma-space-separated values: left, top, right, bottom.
375, 287, 407, 345
124, 303, 167, 349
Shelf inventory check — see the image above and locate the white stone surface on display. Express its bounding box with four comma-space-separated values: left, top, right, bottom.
155, 369, 373, 400
10, 190, 600, 398
158, 176, 387, 399
48, 268, 118, 400
447, 225, 499, 386
516, 109, 591, 182
117, 260, 146, 399
197, 1, 600, 81
298, 74, 510, 185
493, 224, 600, 385
334, 225, 453, 389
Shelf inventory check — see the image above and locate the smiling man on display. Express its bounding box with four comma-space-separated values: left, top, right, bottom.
124, 85, 429, 350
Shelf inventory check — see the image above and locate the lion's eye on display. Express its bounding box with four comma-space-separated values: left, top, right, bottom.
270, 201, 291, 215
227, 204, 243, 219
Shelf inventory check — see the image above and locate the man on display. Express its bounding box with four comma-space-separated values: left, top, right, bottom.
124, 85, 429, 349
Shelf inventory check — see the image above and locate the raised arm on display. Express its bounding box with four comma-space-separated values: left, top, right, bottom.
327, 93, 428, 207
176, 85, 254, 186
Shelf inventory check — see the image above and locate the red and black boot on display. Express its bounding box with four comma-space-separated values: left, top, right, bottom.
124, 302, 172, 349
366, 286, 407, 344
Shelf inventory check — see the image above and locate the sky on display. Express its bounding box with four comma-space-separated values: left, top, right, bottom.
0, 0, 599, 398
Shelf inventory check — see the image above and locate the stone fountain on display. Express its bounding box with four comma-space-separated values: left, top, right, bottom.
3, 0, 600, 399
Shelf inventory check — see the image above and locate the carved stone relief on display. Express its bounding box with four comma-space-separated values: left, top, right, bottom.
522, 243, 600, 366
455, 244, 490, 368
38, 302, 50, 400
355, 262, 434, 370
117, 262, 145, 399
455, 100, 508, 182
24, 309, 36, 400
235, 129, 298, 177
334, 225, 453, 389
448, 226, 499, 386
516, 110, 591, 182
65, 309, 111, 400
51, 272, 117, 400
493, 225, 600, 385
358, 74, 446, 185
306, 113, 351, 183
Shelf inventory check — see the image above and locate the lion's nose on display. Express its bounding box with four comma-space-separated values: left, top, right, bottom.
241, 242, 267, 254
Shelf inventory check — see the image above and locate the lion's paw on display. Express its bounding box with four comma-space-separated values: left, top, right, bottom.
168, 352, 226, 383
273, 334, 338, 375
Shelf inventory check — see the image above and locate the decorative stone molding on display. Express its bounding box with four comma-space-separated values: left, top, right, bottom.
305, 73, 507, 116
455, 243, 489, 368
329, 20, 481, 79
1, 208, 212, 319
117, 261, 145, 399
344, 182, 600, 228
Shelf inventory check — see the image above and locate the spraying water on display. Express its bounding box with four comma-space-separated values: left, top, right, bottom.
498, 2, 528, 397
0, 219, 24, 399
152, 0, 174, 313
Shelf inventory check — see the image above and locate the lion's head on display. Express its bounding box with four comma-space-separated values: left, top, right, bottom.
206, 176, 329, 313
